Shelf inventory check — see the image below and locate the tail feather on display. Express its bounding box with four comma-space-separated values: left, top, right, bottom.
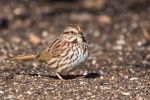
10, 55, 37, 61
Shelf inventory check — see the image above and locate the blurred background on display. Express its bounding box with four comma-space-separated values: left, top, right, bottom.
1, 0, 150, 64
0, 0, 150, 100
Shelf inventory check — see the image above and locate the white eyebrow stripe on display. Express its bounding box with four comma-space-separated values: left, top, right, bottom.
64, 27, 78, 33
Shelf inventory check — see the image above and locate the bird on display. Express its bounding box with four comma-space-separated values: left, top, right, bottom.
11, 24, 90, 80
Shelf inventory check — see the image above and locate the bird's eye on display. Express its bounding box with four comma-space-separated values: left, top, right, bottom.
71, 31, 74, 34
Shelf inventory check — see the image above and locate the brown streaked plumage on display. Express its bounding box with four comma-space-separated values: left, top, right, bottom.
11, 24, 90, 80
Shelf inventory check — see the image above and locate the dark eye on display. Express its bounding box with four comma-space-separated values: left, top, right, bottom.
71, 31, 74, 34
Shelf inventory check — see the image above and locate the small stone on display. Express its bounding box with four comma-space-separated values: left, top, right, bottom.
94, 30, 100, 37
32, 62, 39, 68
42, 31, 49, 37
26, 91, 32, 95
28, 33, 41, 45
116, 39, 126, 45
111, 76, 115, 80
124, 75, 129, 79
100, 76, 104, 79
97, 15, 111, 25
14, 7, 26, 15
11, 36, 21, 43
83, 71, 89, 76
137, 41, 143, 47
92, 59, 96, 65
121, 92, 130, 96
130, 77, 138, 81
80, 81, 87, 85
82, 0, 106, 9
129, 68, 135, 73
118, 57, 123, 61
113, 45, 123, 50
86, 91, 92, 96
0, 90, 4, 94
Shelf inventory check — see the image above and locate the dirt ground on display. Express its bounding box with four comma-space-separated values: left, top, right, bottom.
0, 0, 150, 100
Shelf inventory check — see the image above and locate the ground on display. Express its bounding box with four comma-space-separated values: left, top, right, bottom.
0, 0, 150, 100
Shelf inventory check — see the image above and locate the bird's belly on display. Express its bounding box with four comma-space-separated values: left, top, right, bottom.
51, 43, 89, 73
68, 45, 89, 67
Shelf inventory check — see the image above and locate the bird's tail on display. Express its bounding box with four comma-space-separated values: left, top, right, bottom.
10, 55, 37, 61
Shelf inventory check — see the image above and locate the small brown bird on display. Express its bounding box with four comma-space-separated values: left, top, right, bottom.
12, 24, 90, 80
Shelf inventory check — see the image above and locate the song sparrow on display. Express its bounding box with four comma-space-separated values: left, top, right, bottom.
12, 24, 90, 80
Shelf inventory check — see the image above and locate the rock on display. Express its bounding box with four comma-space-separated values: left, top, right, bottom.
97, 15, 112, 25
82, 0, 106, 9
28, 33, 41, 45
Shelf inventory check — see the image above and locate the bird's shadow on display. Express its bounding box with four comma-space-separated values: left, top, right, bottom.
15, 73, 83, 80
49, 72, 101, 80
14, 72, 100, 80
1, 61, 100, 80
131, 63, 150, 69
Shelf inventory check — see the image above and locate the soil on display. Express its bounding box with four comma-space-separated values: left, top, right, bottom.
0, 0, 150, 100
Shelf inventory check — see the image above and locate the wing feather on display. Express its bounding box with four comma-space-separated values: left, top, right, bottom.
36, 36, 67, 61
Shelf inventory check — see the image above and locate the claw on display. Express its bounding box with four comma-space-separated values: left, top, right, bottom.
55, 73, 65, 80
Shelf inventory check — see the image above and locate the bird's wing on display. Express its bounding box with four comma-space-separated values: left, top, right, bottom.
36, 36, 67, 61
48, 37, 67, 58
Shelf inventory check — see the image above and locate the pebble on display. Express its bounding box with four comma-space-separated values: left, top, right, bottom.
32, 62, 39, 68
100, 76, 104, 79
129, 68, 135, 73
137, 41, 143, 47
42, 31, 49, 37
80, 81, 88, 85
116, 39, 126, 45
94, 30, 100, 37
100, 86, 110, 90
121, 92, 130, 96
26, 91, 32, 95
82, 0, 106, 9
97, 15, 112, 25
86, 91, 92, 95
28, 33, 41, 45
130, 77, 138, 81
0, 90, 4, 94
92, 59, 97, 65
14, 7, 26, 16
11, 36, 21, 43
113, 45, 123, 50
83, 71, 89, 76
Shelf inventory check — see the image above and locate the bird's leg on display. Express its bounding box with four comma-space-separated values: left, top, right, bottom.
55, 73, 65, 80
